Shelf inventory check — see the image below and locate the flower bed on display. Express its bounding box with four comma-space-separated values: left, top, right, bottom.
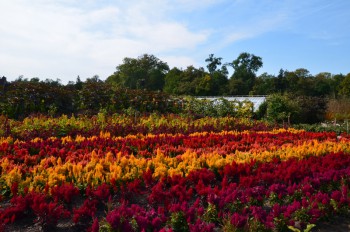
0, 117, 350, 231
1, 114, 271, 139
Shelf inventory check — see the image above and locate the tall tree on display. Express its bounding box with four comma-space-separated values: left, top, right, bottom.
339, 73, 350, 97
106, 54, 169, 91
251, 72, 277, 95
275, 69, 287, 93
205, 54, 223, 74
205, 54, 229, 95
164, 66, 207, 95
331, 73, 345, 97
228, 52, 263, 95
163, 67, 183, 94
283, 68, 313, 96
313, 72, 332, 96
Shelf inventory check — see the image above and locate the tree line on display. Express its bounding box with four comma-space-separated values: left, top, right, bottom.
1, 52, 349, 122
0, 76, 179, 119
106, 53, 350, 97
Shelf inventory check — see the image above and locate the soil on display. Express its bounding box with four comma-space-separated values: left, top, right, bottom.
313, 216, 350, 232
2, 216, 350, 232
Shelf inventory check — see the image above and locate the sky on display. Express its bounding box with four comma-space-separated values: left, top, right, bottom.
0, 0, 349, 84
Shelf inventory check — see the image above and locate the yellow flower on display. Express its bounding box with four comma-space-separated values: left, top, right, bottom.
31, 137, 43, 143
0, 137, 13, 144
99, 131, 111, 139
5, 166, 22, 187
153, 165, 168, 179
75, 135, 86, 143
61, 136, 72, 144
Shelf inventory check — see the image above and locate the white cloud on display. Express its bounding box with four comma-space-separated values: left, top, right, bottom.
0, 0, 210, 82
4, 0, 341, 83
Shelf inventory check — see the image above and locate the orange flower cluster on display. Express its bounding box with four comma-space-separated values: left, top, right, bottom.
1, 129, 349, 194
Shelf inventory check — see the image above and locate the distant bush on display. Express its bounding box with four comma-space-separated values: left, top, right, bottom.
266, 94, 300, 124
294, 96, 327, 124
0, 80, 181, 119
264, 94, 327, 124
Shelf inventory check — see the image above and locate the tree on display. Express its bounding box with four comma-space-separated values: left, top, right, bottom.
295, 96, 327, 123
195, 74, 212, 96
275, 69, 287, 93
211, 71, 229, 95
266, 93, 300, 124
164, 66, 207, 95
284, 70, 299, 94
163, 67, 183, 94
331, 73, 345, 97
106, 54, 169, 91
313, 72, 332, 96
205, 54, 229, 95
339, 73, 350, 97
230, 52, 263, 73
294, 68, 311, 78
75, 76, 83, 90
283, 68, 313, 96
228, 52, 263, 95
205, 54, 223, 74
251, 72, 277, 95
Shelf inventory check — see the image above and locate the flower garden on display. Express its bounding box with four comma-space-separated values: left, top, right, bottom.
0, 114, 350, 231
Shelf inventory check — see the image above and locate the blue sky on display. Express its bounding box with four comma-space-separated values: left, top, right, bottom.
0, 0, 349, 83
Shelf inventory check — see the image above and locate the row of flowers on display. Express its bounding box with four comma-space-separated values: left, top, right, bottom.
1, 151, 350, 231
1, 114, 271, 139
1, 130, 350, 191
0, 127, 350, 231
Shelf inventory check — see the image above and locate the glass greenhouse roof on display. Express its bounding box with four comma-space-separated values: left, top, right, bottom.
196, 96, 267, 111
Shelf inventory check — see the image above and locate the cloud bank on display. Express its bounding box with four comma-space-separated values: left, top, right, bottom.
1, 0, 348, 82
0, 0, 210, 82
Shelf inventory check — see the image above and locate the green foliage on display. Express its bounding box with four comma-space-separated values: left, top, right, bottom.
1, 79, 180, 119
338, 73, 350, 97
313, 72, 332, 96
255, 101, 267, 120
2, 79, 75, 119
106, 54, 169, 91
266, 94, 300, 123
228, 52, 263, 95
183, 97, 254, 118
164, 66, 207, 96
251, 73, 276, 95
99, 220, 113, 232
263, 94, 327, 124
294, 96, 327, 124
288, 224, 316, 232
78, 79, 113, 113
221, 217, 238, 232
205, 54, 229, 95
163, 67, 183, 94
164, 59, 229, 96
205, 54, 223, 74
292, 123, 349, 134
251, 68, 343, 98
170, 211, 190, 232
230, 52, 263, 74
203, 203, 219, 223
247, 218, 268, 232
2, 52, 350, 121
